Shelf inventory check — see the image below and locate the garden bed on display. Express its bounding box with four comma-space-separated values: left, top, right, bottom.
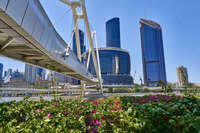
0, 94, 200, 132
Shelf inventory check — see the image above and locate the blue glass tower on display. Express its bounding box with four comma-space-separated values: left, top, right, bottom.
82, 17, 133, 87
140, 18, 167, 86
37, 68, 46, 80
72, 29, 86, 59
106, 17, 121, 48
11, 70, 23, 79
83, 48, 133, 86
25, 64, 37, 84
0, 63, 3, 82
72, 29, 86, 85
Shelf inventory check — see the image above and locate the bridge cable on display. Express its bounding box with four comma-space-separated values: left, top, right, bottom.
52, 8, 72, 26
68, 13, 74, 49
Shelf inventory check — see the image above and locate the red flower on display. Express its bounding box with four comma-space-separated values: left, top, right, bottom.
93, 100, 98, 105
111, 108, 115, 111
116, 106, 122, 110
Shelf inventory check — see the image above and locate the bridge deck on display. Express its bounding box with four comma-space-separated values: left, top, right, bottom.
0, 0, 97, 84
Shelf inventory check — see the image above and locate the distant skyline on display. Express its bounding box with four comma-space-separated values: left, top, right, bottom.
0, 0, 200, 83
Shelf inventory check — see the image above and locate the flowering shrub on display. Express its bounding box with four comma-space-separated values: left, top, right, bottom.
0, 95, 200, 132
130, 94, 183, 104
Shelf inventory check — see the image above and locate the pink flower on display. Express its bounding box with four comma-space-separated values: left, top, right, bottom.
96, 120, 101, 127
91, 129, 97, 133
97, 122, 101, 127
91, 109, 97, 114
153, 99, 158, 102
89, 120, 95, 125
88, 127, 91, 130
46, 113, 51, 117
55, 102, 59, 106
36, 109, 42, 113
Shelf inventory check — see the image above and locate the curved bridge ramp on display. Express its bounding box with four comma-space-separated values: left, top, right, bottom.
0, 0, 98, 84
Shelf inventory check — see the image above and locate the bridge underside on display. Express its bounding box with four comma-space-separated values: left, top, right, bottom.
0, 0, 97, 84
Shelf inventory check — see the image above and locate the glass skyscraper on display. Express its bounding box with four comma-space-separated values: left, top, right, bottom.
0, 63, 3, 83
25, 64, 46, 84
83, 48, 133, 86
25, 64, 37, 84
72, 29, 86, 85
72, 29, 86, 59
82, 17, 133, 86
140, 18, 167, 86
11, 70, 23, 79
37, 68, 46, 80
106, 17, 121, 48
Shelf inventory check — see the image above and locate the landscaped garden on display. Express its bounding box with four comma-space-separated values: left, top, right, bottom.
0, 94, 200, 133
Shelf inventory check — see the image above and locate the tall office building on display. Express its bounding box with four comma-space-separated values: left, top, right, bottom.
25, 64, 46, 84
0, 63, 3, 84
4, 71, 8, 78
72, 29, 86, 59
72, 29, 86, 85
140, 18, 167, 86
106, 17, 121, 48
25, 64, 45, 84
177, 66, 188, 86
7, 69, 12, 76
83, 17, 133, 86
25, 64, 37, 84
3, 68, 13, 84
37, 68, 46, 80
11, 70, 23, 79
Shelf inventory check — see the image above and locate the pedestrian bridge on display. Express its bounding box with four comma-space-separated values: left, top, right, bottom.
0, 0, 98, 84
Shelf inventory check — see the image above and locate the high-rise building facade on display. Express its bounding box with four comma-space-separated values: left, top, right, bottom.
83, 48, 133, 86
106, 17, 121, 48
177, 66, 188, 86
7, 69, 12, 77
11, 70, 24, 79
4, 71, 8, 78
0, 63, 3, 84
37, 68, 46, 80
72, 29, 86, 85
83, 18, 133, 87
25, 64, 37, 84
25, 64, 45, 84
140, 18, 167, 86
72, 29, 86, 59
3, 68, 13, 84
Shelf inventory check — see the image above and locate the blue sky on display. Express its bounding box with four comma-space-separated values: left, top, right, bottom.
0, 0, 200, 83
